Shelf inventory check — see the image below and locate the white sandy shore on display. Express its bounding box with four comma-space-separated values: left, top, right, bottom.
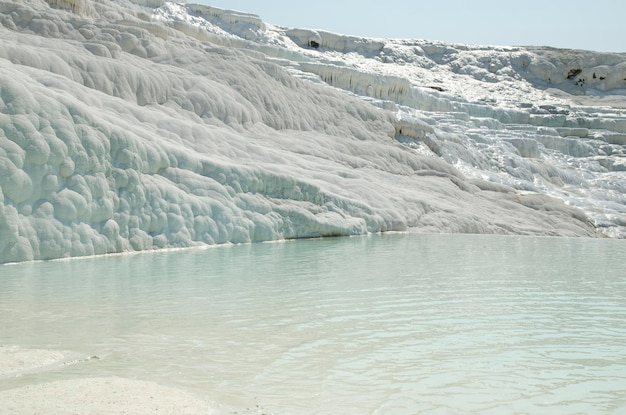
0, 378, 213, 415
0, 346, 213, 415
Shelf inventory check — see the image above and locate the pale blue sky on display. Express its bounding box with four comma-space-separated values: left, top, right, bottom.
194, 0, 625, 53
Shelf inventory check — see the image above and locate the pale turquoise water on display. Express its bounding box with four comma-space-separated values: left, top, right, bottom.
1, 234, 626, 414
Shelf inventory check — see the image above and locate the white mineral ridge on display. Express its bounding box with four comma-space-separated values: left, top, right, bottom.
1, 0, 625, 263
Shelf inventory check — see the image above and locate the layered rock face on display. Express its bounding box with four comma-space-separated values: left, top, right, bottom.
2, 0, 623, 263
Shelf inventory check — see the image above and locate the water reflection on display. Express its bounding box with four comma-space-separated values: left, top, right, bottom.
1, 234, 625, 414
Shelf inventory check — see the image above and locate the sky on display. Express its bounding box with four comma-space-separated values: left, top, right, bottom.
194, 0, 626, 53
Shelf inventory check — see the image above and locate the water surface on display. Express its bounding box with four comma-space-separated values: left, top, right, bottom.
1, 234, 625, 414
